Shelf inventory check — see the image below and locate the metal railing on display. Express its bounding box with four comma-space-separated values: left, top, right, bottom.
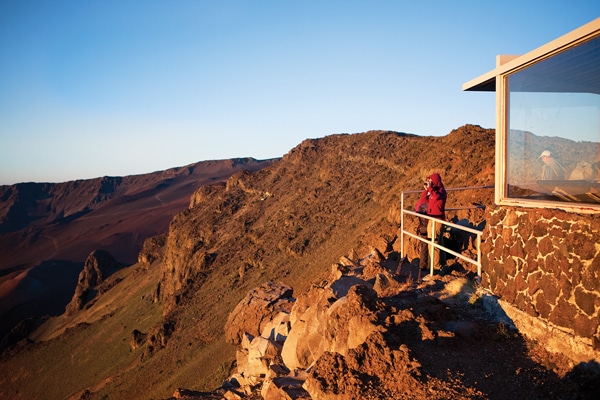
400, 185, 494, 278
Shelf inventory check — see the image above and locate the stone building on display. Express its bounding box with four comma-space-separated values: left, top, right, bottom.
463, 18, 600, 363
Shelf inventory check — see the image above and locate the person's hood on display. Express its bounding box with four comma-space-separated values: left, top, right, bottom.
429, 173, 443, 188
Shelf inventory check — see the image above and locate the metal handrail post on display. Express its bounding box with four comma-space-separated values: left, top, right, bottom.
400, 191, 405, 258
477, 235, 482, 280
429, 219, 435, 276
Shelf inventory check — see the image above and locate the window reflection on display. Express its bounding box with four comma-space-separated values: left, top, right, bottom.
507, 35, 600, 204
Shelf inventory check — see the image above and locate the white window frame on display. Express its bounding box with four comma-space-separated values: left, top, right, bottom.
464, 18, 600, 214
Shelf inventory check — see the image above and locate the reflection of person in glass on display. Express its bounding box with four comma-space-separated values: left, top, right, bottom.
539, 150, 566, 180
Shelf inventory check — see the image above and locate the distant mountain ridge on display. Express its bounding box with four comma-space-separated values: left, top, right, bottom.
0, 157, 279, 266
0, 176, 125, 234
0, 158, 277, 235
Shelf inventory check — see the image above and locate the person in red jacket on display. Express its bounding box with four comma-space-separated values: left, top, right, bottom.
415, 173, 447, 273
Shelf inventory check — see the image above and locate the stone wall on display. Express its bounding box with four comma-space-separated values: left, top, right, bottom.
480, 205, 600, 358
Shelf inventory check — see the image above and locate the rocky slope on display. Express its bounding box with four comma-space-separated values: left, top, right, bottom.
206, 253, 598, 400
8, 125, 597, 399
0, 157, 278, 347
156, 126, 496, 316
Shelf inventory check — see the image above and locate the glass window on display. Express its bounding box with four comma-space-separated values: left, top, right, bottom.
506, 35, 600, 205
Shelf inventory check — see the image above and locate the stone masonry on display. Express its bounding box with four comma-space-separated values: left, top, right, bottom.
481, 205, 600, 358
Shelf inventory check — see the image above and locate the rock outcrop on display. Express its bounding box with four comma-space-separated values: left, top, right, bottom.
225, 281, 295, 345
65, 249, 120, 315
221, 251, 427, 399
138, 233, 167, 270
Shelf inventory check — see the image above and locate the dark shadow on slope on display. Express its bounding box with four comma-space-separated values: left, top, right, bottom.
381, 271, 600, 400
0, 260, 82, 350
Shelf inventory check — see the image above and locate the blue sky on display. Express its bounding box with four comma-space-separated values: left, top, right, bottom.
0, 1, 598, 184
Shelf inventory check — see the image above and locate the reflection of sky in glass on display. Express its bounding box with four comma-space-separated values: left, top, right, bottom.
510, 92, 600, 143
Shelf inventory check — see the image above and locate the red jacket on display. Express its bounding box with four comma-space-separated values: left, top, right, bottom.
415, 173, 447, 219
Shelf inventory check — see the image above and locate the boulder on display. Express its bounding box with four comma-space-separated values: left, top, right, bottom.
330, 275, 371, 298
130, 329, 147, 350
247, 336, 282, 377
225, 281, 295, 345
281, 283, 383, 370
260, 311, 291, 343
261, 376, 310, 400
373, 271, 404, 297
